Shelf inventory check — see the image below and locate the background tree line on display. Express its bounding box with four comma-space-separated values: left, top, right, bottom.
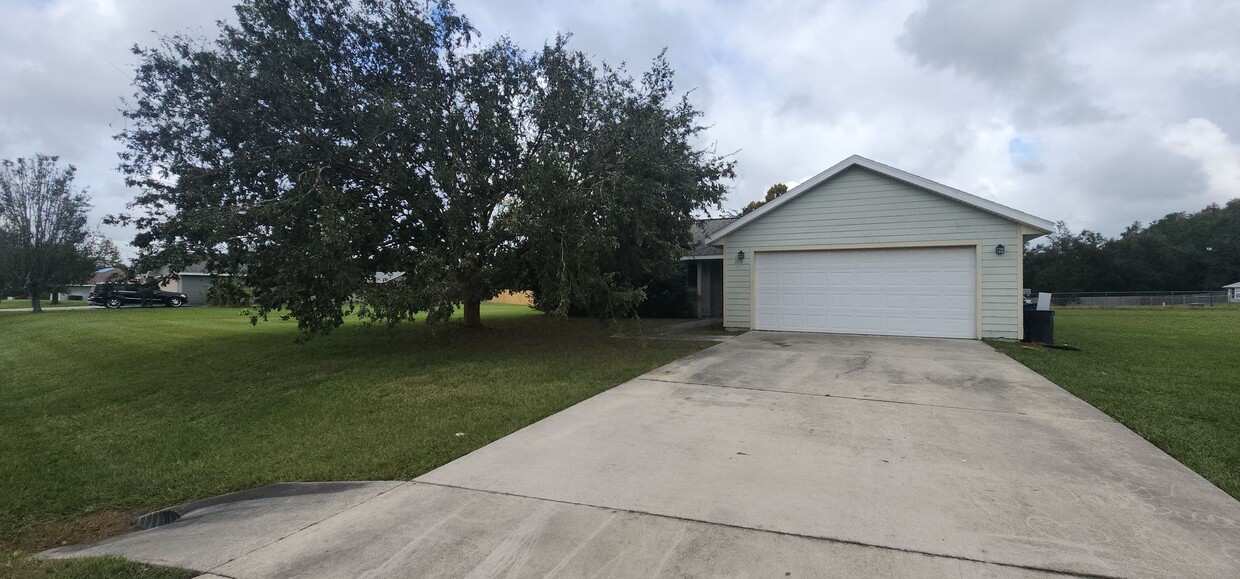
115, 0, 733, 334
1025, 198, 1240, 293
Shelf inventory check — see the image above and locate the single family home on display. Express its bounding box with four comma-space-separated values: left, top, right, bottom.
153, 263, 231, 306
59, 266, 127, 301
1225, 282, 1240, 302
690, 155, 1054, 340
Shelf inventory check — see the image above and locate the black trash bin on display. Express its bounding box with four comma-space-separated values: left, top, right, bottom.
1023, 310, 1055, 344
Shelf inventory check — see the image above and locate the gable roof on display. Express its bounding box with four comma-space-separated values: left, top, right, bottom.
706, 154, 1055, 245
1224, 282, 1240, 289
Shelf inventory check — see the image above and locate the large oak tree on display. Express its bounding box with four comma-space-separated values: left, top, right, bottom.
117, 0, 732, 334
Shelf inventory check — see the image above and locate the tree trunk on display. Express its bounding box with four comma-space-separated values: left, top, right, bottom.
30, 293, 42, 313
463, 298, 482, 328
51, 292, 59, 305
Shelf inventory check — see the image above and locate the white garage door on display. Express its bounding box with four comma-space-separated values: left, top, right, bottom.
755, 247, 976, 338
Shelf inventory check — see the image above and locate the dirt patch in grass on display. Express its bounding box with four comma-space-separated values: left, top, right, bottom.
13, 510, 142, 553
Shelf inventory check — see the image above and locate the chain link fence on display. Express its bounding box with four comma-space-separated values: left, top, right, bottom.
1050, 291, 1231, 307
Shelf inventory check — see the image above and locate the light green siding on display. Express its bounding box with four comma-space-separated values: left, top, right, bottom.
722, 166, 1024, 339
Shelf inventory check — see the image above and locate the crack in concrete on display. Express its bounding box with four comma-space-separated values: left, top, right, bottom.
412, 480, 1124, 579
639, 377, 1116, 424
837, 354, 872, 377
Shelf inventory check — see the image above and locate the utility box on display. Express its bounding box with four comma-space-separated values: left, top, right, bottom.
1023, 310, 1055, 344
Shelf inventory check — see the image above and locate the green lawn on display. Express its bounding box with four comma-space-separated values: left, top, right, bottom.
0, 305, 708, 557
0, 300, 85, 310
990, 306, 1240, 499
2, 554, 193, 579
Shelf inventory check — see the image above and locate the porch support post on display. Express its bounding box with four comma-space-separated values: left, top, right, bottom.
696, 261, 705, 318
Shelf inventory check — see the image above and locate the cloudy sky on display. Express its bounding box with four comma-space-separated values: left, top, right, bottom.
3, 0, 1239, 258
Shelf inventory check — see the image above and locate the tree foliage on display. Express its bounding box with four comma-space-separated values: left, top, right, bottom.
206, 276, 252, 307
0, 155, 95, 311
1024, 199, 1240, 292
116, 0, 732, 335
84, 236, 124, 270
740, 182, 788, 215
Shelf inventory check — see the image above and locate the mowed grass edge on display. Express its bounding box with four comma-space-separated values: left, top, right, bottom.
1, 554, 195, 579
0, 300, 83, 310
0, 304, 710, 555
990, 307, 1240, 499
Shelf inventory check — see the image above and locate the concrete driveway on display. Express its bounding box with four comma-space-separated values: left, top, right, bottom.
47, 332, 1240, 578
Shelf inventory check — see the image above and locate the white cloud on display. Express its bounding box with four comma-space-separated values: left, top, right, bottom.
2, 0, 1238, 257
1161, 118, 1240, 201
0, 0, 236, 258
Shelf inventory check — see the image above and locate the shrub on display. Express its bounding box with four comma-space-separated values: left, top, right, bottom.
206, 277, 251, 307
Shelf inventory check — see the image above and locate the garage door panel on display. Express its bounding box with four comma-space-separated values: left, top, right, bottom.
755, 247, 976, 339
886, 295, 911, 309
779, 313, 806, 329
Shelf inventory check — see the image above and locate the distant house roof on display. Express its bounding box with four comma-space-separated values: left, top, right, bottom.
374, 272, 405, 284
705, 154, 1055, 245
686, 217, 738, 258
88, 267, 125, 284
1224, 282, 1240, 289
151, 262, 231, 277
178, 263, 212, 274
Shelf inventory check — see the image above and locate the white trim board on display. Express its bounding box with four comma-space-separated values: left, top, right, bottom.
707, 155, 1055, 245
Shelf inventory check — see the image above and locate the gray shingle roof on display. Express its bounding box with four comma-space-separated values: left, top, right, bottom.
688, 218, 737, 257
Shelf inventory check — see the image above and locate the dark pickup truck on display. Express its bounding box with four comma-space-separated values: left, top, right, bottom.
88, 284, 188, 309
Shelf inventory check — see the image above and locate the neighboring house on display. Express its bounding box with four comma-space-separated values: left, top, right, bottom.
488, 291, 534, 306
702, 155, 1055, 340
60, 266, 127, 301
153, 263, 230, 306
683, 217, 736, 318
373, 271, 405, 284
1225, 282, 1240, 302
374, 272, 534, 307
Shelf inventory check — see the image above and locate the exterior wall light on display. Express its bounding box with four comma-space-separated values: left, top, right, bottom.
995, 244, 1006, 255
737, 250, 745, 262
